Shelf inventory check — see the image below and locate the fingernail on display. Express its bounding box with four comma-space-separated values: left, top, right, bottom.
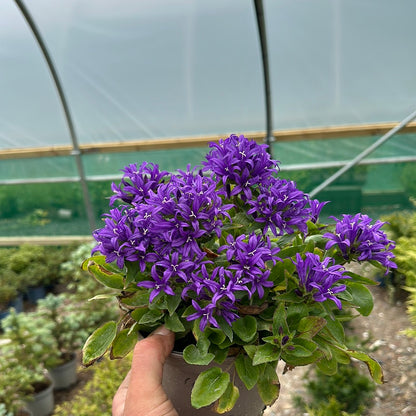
152, 325, 171, 336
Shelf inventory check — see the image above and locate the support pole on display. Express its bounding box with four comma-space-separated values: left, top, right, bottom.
309, 108, 416, 198
14, 0, 96, 231
254, 0, 274, 156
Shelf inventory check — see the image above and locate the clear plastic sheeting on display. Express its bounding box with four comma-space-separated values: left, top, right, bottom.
1, 0, 264, 149
1, 0, 416, 150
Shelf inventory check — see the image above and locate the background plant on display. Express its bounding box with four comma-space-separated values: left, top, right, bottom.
53, 354, 131, 416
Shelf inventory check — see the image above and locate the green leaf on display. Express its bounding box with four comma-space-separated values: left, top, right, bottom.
344, 271, 378, 285
183, 344, 215, 365
110, 328, 137, 359
232, 315, 257, 343
208, 327, 227, 345
297, 316, 327, 339
164, 313, 185, 332
125, 260, 141, 286
120, 290, 149, 307
138, 309, 164, 325
166, 294, 182, 316
215, 382, 240, 414
88, 293, 116, 301
278, 244, 307, 259
257, 363, 280, 405
191, 367, 230, 409
253, 343, 280, 366
317, 356, 338, 375
348, 282, 374, 316
243, 345, 257, 359
290, 338, 317, 357
347, 350, 384, 384
272, 302, 289, 335
87, 263, 124, 290
281, 349, 323, 366
216, 316, 233, 342
130, 307, 148, 323
82, 321, 117, 366
322, 317, 345, 344
235, 354, 260, 390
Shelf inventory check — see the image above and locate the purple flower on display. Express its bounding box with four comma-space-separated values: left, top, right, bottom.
323, 214, 397, 273
137, 265, 175, 302
202, 134, 278, 200
110, 162, 168, 205
308, 199, 329, 223
186, 300, 219, 331
293, 252, 349, 309
247, 177, 312, 236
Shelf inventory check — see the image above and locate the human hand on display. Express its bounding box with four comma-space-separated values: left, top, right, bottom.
112, 326, 178, 416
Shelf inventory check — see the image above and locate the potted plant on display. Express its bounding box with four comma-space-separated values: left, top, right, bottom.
0, 249, 23, 321
1, 309, 57, 416
81, 134, 396, 414
35, 292, 111, 390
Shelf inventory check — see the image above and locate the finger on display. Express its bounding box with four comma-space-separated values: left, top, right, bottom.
112, 370, 131, 416
123, 326, 176, 415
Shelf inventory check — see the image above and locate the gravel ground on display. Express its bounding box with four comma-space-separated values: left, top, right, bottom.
264, 283, 416, 416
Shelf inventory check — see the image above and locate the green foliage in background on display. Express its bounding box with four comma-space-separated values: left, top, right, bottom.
53, 354, 131, 416
293, 362, 375, 415
383, 205, 416, 338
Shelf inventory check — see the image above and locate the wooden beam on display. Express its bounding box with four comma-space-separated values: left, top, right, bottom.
1, 122, 416, 160
0, 236, 93, 247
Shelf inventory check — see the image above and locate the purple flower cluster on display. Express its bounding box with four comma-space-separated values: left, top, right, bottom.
293, 252, 349, 309
91, 134, 395, 331
323, 214, 397, 273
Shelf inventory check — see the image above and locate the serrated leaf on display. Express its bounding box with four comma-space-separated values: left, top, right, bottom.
297, 316, 327, 339
290, 338, 317, 357
344, 271, 378, 285
232, 315, 257, 343
257, 363, 280, 405
87, 263, 125, 290
82, 321, 117, 366
217, 316, 233, 342
164, 313, 185, 332
183, 344, 215, 365
215, 382, 240, 414
235, 354, 260, 390
208, 327, 227, 345
347, 350, 384, 384
272, 302, 289, 334
110, 327, 137, 359
322, 317, 345, 344
125, 260, 141, 286
348, 282, 374, 316
191, 367, 230, 409
317, 356, 338, 375
120, 290, 149, 307
253, 343, 280, 366
243, 345, 257, 359
166, 294, 182, 316
138, 309, 164, 325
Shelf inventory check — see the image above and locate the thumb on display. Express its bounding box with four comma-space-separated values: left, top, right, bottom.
123, 326, 177, 416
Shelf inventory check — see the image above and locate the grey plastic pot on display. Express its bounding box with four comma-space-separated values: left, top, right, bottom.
162, 352, 265, 416
48, 353, 78, 390
25, 379, 54, 416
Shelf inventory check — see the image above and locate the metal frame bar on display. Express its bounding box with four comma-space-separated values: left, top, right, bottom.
309, 109, 416, 197
2, 154, 416, 186
14, 0, 96, 231
253, 0, 274, 155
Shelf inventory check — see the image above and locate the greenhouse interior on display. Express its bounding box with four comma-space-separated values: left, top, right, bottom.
1, 0, 416, 415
